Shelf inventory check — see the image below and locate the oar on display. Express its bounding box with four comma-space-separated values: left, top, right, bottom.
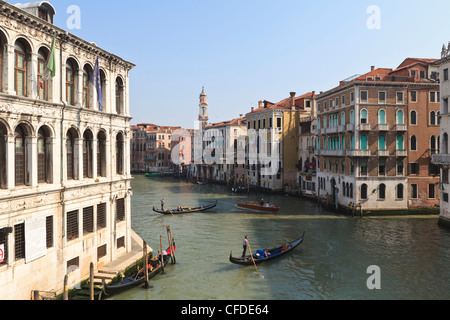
247, 240, 263, 279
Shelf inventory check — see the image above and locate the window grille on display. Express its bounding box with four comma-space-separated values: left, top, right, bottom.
14, 223, 25, 261
66, 210, 79, 241
83, 206, 94, 235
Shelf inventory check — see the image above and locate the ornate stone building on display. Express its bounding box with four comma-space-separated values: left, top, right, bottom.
0, 1, 135, 299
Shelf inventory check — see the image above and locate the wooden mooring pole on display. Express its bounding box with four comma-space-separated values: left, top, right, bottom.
160, 235, 165, 274
143, 240, 149, 288
63, 275, 69, 300
166, 225, 176, 264
89, 262, 94, 301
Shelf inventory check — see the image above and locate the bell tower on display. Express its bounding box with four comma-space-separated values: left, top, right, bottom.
199, 87, 209, 124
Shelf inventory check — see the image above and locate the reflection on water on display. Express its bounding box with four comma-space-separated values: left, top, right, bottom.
109, 175, 450, 300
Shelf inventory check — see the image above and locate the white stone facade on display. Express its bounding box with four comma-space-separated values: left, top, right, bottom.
0, 2, 135, 299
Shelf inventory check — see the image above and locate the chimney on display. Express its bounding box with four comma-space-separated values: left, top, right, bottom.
290, 92, 296, 110
312, 91, 315, 96
258, 100, 263, 109
371, 66, 375, 72
251, 107, 254, 112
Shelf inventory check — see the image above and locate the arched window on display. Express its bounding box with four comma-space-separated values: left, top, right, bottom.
37, 48, 49, 100
430, 111, 436, 125
66, 59, 76, 105
431, 136, 437, 154
15, 125, 28, 186
361, 135, 368, 150
379, 184, 386, 199
361, 184, 368, 200
410, 110, 417, 125
350, 184, 353, 198
397, 135, 404, 150
83, 130, 93, 178
0, 122, 7, 188
411, 135, 417, 151
397, 110, 404, 124
82, 65, 92, 108
341, 112, 346, 126
396, 184, 404, 199
379, 135, 386, 150
350, 110, 354, 124
99, 69, 106, 111
0, 33, 4, 92
116, 77, 124, 115
360, 109, 368, 124
14, 40, 28, 97
443, 133, 449, 154
378, 110, 386, 124
38, 126, 52, 183
324, 116, 327, 128
97, 131, 107, 177
116, 132, 124, 175
66, 128, 77, 180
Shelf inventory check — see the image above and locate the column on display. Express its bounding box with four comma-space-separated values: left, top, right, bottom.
6, 135, 14, 189
5, 45, 15, 95
28, 136, 38, 187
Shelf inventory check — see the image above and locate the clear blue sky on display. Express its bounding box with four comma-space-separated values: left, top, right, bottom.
29, 0, 450, 128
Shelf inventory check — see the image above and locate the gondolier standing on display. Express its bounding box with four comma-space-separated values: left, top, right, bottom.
161, 198, 165, 211
242, 235, 249, 257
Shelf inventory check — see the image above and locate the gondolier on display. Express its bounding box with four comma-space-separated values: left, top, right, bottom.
242, 235, 249, 257
161, 198, 165, 210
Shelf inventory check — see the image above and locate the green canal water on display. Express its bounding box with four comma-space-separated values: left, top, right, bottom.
108, 175, 450, 300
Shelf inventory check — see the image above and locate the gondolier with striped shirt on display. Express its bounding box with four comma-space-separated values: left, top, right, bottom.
242, 235, 249, 257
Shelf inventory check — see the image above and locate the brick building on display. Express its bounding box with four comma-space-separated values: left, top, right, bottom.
316, 58, 440, 211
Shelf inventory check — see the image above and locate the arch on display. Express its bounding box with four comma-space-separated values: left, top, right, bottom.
396, 110, 404, 125
116, 132, 124, 175
37, 125, 53, 183
83, 129, 94, 178
37, 46, 50, 101
0, 121, 8, 188
396, 184, 404, 199
431, 135, 437, 153
82, 64, 93, 109
410, 110, 417, 125
397, 135, 404, 150
15, 123, 31, 186
360, 109, 368, 124
361, 184, 368, 200
0, 29, 9, 93
430, 111, 436, 126
378, 109, 386, 124
115, 76, 124, 115
97, 130, 107, 177
66, 127, 78, 180
65, 58, 79, 106
378, 184, 386, 199
14, 37, 33, 97
410, 135, 417, 151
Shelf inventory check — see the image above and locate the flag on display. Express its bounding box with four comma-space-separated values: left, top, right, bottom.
42, 34, 56, 81
91, 56, 103, 111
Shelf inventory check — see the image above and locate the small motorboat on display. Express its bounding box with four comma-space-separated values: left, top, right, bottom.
145, 173, 160, 178
237, 201, 280, 213
229, 234, 304, 266
153, 201, 218, 215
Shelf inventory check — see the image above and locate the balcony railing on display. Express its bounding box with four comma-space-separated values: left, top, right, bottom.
346, 149, 370, 157
358, 123, 371, 131
320, 149, 345, 157
377, 124, 389, 131
395, 124, 407, 131
346, 124, 355, 132
396, 149, 407, 157
378, 149, 389, 157
432, 153, 450, 165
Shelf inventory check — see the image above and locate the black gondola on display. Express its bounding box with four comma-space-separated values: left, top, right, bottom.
152, 201, 218, 215
101, 244, 175, 298
229, 233, 305, 266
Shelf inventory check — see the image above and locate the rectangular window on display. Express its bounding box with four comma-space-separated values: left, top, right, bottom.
0, 228, 8, 265
396, 92, 404, 104
410, 90, 417, 102
350, 92, 355, 103
444, 193, 449, 203
360, 91, 368, 103
97, 244, 107, 261
410, 162, 419, 175
67, 257, 79, 273
420, 70, 426, 79
429, 184, 436, 199
410, 70, 417, 78
83, 206, 94, 235
14, 223, 25, 261
46, 216, 53, 249
15, 51, 26, 97
66, 210, 79, 241
444, 68, 448, 81
277, 118, 282, 128
430, 91, 440, 103
378, 91, 386, 104
411, 184, 418, 199
116, 198, 125, 222
117, 236, 125, 248
97, 203, 107, 229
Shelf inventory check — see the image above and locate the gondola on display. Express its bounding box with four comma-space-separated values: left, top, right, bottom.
237, 201, 280, 213
229, 233, 305, 266
152, 201, 218, 215
101, 244, 176, 297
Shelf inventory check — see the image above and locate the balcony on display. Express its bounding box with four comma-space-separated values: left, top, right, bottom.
396, 149, 407, 157
327, 126, 338, 134
346, 124, 355, 132
395, 124, 407, 131
358, 123, 371, 131
320, 149, 345, 157
432, 153, 450, 165
346, 149, 370, 157
378, 149, 389, 157
377, 124, 389, 131
338, 125, 345, 133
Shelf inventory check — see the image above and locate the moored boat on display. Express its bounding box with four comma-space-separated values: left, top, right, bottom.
145, 173, 160, 178
153, 201, 218, 215
229, 234, 304, 266
101, 244, 176, 298
237, 201, 280, 213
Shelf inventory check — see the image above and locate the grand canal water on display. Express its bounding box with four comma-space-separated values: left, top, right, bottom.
108, 175, 450, 300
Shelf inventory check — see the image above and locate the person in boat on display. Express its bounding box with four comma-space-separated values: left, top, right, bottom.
264, 248, 271, 258
260, 199, 264, 206
281, 244, 288, 252
242, 236, 249, 257
161, 198, 165, 210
